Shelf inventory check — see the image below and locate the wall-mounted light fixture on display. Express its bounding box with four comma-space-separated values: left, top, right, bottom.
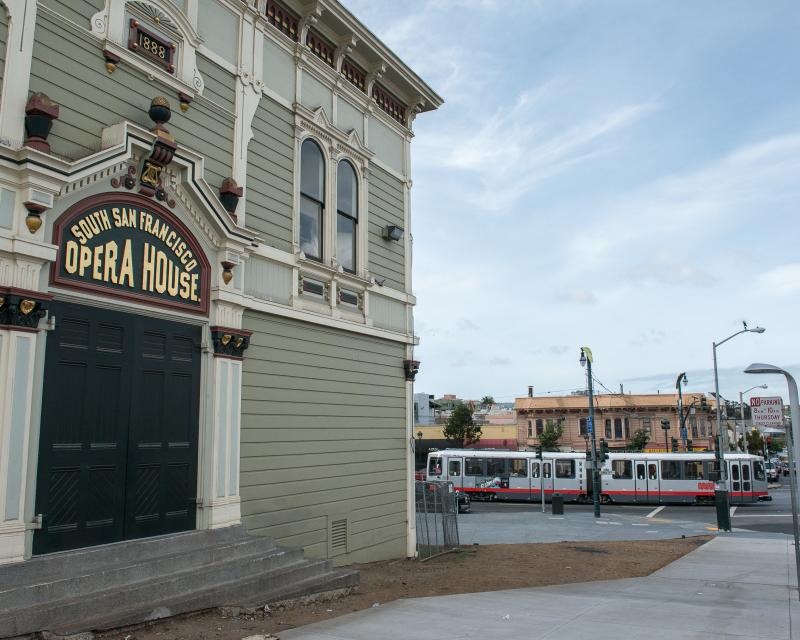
382, 224, 404, 241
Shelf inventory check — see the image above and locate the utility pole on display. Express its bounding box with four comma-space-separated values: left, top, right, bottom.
580, 347, 600, 518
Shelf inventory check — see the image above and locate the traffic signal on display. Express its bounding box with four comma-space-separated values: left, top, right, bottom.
660, 418, 670, 431
686, 439, 693, 451
700, 396, 708, 411
536, 444, 543, 459
671, 437, 678, 452
585, 449, 592, 461
599, 438, 609, 461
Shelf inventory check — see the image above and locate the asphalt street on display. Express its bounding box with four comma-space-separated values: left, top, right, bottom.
467, 483, 796, 535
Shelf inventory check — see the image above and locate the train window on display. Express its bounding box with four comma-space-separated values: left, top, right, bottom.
465, 458, 484, 476
543, 462, 552, 478
555, 459, 575, 478
605, 419, 612, 439
487, 458, 506, 476
648, 463, 658, 480
531, 462, 540, 478
449, 460, 461, 477
661, 460, 681, 480
510, 459, 527, 477
428, 457, 442, 475
731, 465, 740, 481
636, 463, 646, 480
611, 460, 632, 479
684, 461, 704, 480
742, 465, 750, 481
754, 461, 765, 481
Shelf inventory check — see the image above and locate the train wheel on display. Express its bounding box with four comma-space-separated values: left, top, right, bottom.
600, 494, 612, 504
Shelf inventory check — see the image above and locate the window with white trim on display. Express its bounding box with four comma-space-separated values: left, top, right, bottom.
299, 138, 324, 261
336, 159, 358, 273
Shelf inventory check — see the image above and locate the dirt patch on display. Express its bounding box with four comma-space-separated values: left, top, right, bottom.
98, 537, 708, 640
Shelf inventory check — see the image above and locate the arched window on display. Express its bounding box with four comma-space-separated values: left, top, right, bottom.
336, 160, 358, 273
299, 138, 324, 261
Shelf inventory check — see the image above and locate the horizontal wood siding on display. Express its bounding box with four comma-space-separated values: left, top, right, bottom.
368, 166, 406, 291
245, 96, 294, 251
240, 311, 408, 564
29, 12, 234, 188
39, 0, 104, 28
196, 54, 236, 114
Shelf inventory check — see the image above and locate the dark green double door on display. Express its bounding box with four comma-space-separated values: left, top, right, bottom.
34, 301, 201, 554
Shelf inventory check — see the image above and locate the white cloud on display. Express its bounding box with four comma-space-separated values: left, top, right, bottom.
557, 289, 597, 304
758, 263, 800, 296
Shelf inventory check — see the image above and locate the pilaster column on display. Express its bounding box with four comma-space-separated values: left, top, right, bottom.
197, 311, 251, 529
403, 351, 419, 557
0, 291, 49, 564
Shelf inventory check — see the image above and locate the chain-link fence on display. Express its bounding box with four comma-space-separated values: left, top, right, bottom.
415, 480, 460, 560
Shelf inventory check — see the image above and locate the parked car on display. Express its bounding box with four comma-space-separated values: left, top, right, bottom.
765, 462, 779, 483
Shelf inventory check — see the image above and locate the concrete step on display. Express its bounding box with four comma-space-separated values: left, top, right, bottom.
0, 525, 249, 589
0, 546, 308, 638
63, 564, 359, 635
0, 535, 279, 611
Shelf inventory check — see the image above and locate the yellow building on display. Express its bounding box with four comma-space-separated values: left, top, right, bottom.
515, 393, 717, 452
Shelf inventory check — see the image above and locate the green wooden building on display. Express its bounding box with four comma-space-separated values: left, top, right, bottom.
0, 0, 441, 568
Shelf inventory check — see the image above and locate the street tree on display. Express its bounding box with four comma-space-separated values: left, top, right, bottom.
443, 403, 482, 447
629, 428, 650, 451
479, 395, 495, 409
539, 419, 563, 451
746, 429, 764, 455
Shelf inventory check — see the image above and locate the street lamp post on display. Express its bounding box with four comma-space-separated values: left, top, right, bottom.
580, 347, 600, 518
744, 363, 800, 601
676, 372, 688, 450
738, 385, 767, 452
712, 322, 765, 531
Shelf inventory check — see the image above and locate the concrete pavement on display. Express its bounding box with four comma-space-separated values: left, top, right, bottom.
283, 535, 799, 640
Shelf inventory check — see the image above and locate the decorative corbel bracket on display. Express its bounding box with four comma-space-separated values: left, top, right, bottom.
210, 326, 252, 360
403, 359, 420, 382
0, 289, 53, 330
139, 97, 178, 200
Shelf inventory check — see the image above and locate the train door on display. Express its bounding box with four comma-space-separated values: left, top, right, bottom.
647, 461, 660, 502
729, 460, 743, 504
531, 460, 542, 501
508, 458, 530, 500
542, 460, 554, 501
634, 460, 649, 503
447, 457, 464, 490
740, 461, 753, 502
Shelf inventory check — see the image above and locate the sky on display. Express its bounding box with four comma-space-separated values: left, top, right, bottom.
343, 0, 800, 406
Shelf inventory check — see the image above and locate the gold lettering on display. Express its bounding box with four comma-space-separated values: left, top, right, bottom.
174, 241, 185, 258
64, 240, 79, 274
112, 207, 121, 227
167, 261, 179, 296
119, 239, 134, 287
78, 218, 95, 241
155, 250, 168, 294
179, 271, 191, 299
190, 273, 199, 302
141, 243, 156, 292
71, 224, 87, 245
151, 217, 161, 238
165, 230, 176, 248
78, 245, 92, 276
157, 222, 169, 243
98, 209, 111, 231
103, 241, 118, 284
92, 245, 104, 280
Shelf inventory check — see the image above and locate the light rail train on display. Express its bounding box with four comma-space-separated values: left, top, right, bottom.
425, 449, 769, 505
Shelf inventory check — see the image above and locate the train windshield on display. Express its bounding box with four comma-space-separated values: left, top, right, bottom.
428, 456, 442, 476
754, 461, 765, 481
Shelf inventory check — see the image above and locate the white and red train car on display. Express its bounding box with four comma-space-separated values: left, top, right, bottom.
425, 449, 768, 505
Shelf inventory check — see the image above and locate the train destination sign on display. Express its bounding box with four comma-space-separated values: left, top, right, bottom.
52, 193, 210, 314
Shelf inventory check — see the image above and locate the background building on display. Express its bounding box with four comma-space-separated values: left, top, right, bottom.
0, 0, 440, 569
515, 393, 717, 452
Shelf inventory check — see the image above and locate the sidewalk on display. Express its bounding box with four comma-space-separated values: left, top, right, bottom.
283, 535, 799, 639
